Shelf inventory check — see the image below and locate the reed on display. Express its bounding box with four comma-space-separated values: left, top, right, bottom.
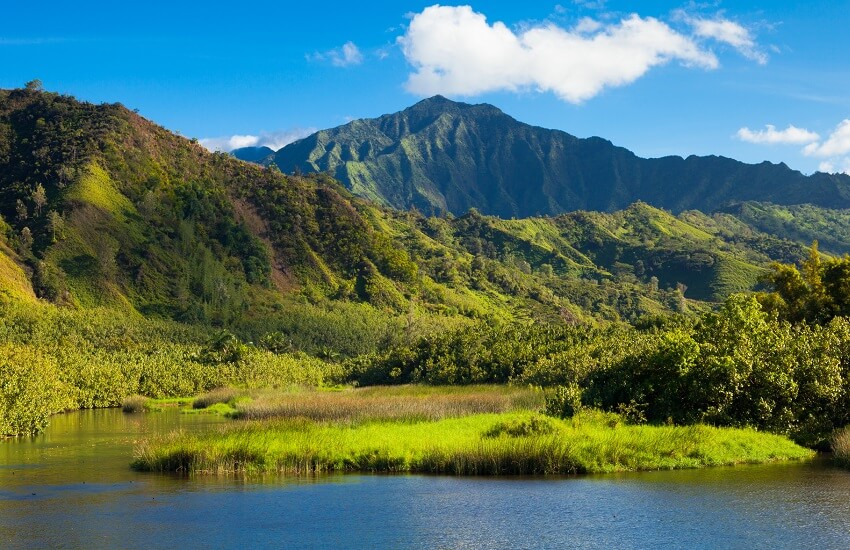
121, 395, 149, 413
193, 387, 243, 409
133, 410, 813, 475
232, 385, 541, 422
831, 426, 850, 467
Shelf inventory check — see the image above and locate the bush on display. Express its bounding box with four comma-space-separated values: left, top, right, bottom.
0, 344, 70, 436
544, 384, 583, 419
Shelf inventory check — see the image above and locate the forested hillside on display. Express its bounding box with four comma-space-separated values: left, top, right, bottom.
0, 86, 820, 335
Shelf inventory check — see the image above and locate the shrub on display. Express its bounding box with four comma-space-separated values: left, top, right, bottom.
0, 344, 70, 436
544, 384, 583, 419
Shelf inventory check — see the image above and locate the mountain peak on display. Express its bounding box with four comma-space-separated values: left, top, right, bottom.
405, 95, 504, 118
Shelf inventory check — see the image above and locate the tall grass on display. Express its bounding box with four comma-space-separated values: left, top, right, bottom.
133, 410, 813, 475
231, 385, 542, 422
193, 387, 243, 409
832, 426, 850, 467
121, 395, 149, 413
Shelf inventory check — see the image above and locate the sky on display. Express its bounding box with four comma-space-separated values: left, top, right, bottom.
2, 1, 850, 174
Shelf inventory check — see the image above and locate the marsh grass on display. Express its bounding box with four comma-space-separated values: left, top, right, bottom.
133, 410, 813, 476
121, 395, 149, 413
831, 426, 850, 467
193, 387, 243, 409
231, 385, 542, 423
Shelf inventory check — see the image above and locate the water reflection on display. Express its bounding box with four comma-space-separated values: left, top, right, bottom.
2, 409, 850, 549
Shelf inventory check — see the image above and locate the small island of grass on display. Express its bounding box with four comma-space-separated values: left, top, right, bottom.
132, 386, 813, 476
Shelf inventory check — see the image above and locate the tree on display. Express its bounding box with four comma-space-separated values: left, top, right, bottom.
18, 227, 33, 255
46, 211, 64, 243
15, 199, 27, 222
25, 79, 43, 92
32, 184, 47, 217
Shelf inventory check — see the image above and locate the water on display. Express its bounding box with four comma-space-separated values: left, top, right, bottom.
2, 409, 850, 549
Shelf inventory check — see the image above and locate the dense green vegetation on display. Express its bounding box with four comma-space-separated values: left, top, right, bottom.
133, 406, 812, 475
4, 85, 850, 471
0, 300, 337, 436
272, 95, 850, 218
342, 292, 850, 448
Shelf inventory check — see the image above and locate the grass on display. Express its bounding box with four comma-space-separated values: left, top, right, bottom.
832, 426, 850, 467
133, 409, 813, 476
121, 395, 149, 413
144, 397, 193, 412
229, 385, 542, 422
193, 387, 243, 409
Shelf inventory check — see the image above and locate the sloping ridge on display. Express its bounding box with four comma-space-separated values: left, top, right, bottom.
273, 96, 850, 218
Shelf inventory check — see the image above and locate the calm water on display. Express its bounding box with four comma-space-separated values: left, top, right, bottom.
2, 409, 850, 549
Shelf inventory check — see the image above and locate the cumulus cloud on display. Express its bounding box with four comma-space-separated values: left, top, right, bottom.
803, 120, 850, 158
398, 5, 720, 103
736, 125, 820, 145
686, 16, 768, 64
199, 128, 316, 153
308, 41, 364, 67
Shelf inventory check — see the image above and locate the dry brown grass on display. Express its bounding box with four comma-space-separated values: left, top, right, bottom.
233, 385, 542, 422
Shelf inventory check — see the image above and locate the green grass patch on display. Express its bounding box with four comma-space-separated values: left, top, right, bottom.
133, 410, 813, 476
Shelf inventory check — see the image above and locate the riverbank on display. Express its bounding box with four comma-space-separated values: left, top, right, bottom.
133, 408, 813, 475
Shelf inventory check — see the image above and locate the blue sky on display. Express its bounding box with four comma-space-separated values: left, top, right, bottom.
2, 1, 849, 174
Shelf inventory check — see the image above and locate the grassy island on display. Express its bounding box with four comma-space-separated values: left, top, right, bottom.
132, 386, 813, 476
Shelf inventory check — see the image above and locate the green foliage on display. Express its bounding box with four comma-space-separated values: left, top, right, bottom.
0, 343, 70, 435
544, 384, 583, 419
0, 301, 340, 435
760, 241, 850, 324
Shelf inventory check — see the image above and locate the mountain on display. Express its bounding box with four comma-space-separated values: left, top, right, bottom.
231, 146, 273, 163
0, 86, 832, 348
271, 96, 850, 218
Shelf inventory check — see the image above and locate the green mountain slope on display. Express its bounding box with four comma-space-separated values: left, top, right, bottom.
272, 96, 850, 218
0, 87, 830, 342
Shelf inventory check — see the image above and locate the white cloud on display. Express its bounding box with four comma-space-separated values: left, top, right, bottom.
736, 124, 820, 145
818, 158, 850, 175
686, 16, 767, 64
308, 41, 364, 67
399, 5, 719, 103
803, 120, 850, 157
574, 17, 602, 34
199, 128, 316, 153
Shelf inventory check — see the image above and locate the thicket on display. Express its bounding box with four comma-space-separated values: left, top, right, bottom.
0, 300, 338, 436
345, 291, 850, 448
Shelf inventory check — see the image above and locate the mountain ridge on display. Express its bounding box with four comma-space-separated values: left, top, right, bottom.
270, 96, 850, 218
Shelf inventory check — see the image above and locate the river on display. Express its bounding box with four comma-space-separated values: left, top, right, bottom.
2, 409, 850, 549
